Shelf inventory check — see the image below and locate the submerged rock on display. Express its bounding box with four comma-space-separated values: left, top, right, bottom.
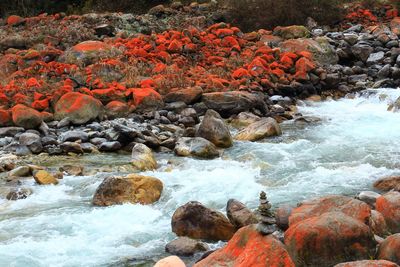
6, 188, 32, 200
92, 174, 163, 206
196, 109, 232, 148
285, 212, 376, 267
235, 117, 282, 141
194, 224, 295, 267
171, 201, 235, 241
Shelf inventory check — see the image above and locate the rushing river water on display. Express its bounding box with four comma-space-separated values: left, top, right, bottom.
1, 88, 400, 267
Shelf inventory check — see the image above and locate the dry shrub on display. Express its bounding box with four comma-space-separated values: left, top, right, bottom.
221, 0, 346, 31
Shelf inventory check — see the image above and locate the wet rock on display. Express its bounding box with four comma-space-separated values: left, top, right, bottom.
154, 256, 186, 267
294, 116, 322, 126
172, 201, 235, 241
202, 91, 267, 117
334, 260, 399, 267
19, 132, 43, 154
131, 143, 157, 171
92, 174, 163, 206
275, 204, 293, 230
9, 166, 31, 177
285, 212, 376, 267
12, 104, 43, 129
226, 199, 258, 229
374, 176, 400, 192
235, 117, 281, 141
229, 112, 260, 128
33, 170, 58, 185
376, 191, 400, 233
60, 142, 84, 154
357, 191, 381, 207
61, 131, 89, 143
54, 92, 103, 125
60, 165, 84, 176
194, 224, 295, 267
98, 141, 121, 152
6, 188, 32, 200
174, 137, 219, 159
196, 110, 232, 148
289, 195, 371, 226
0, 127, 24, 137
165, 237, 209, 256
377, 234, 400, 264
164, 86, 203, 104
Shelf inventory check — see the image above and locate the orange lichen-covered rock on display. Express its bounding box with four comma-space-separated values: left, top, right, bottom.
0, 109, 12, 127
31, 98, 49, 111
7, 15, 25, 26
11, 104, 43, 129
289, 195, 371, 226
194, 224, 295, 267
54, 92, 103, 125
72, 41, 110, 53
126, 88, 163, 111
91, 88, 125, 104
376, 191, 400, 233
335, 260, 399, 267
377, 234, 400, 264
285, 212, 376, 267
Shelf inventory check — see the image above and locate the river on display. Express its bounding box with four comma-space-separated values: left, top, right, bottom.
1, 88, 400, 266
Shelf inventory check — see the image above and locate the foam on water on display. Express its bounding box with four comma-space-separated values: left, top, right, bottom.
1, 88, 400, 266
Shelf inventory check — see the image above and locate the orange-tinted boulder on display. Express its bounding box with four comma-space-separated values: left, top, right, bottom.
172, 201, 235, 241
72, 41, 110, 53
164, 87, 203, 104
0, 109, 11, 127
376, 192, 400, 233
289, 195, 371, 226
377, 234, 400, 264
31, 98, 49, 111
194, 224, 295, 267
335, 260, 399, 267
369, 210, 390, 237
11, 104, 43, 129
374, 176, 400, 192
7, 15, 25, 26
91, 88, 125, 104
127, 88, 163, 111
105, 101, 129, 119
285, 212, 376, 267
54, 92, 103, 125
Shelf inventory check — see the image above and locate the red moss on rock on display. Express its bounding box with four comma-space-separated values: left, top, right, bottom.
194, 224, 295, 267
377, 234, 400, 265
7, 15, 25, 26
376, 191, 400, 234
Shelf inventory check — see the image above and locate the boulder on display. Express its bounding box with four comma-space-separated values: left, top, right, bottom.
131, 143, 157, 171
65, 40, 113, 66
105, 101, 129, 119
274, 25, 311, 39
202, 91, 267, 118
351, 43, 374, 62
60, 142, 84, 154
0, 126, 24, 137
60, 165, 84, 176
127, 88, 163, 111
226, 199, 258, 229
60, 130, 89, 142
98, 141, 122, 152
54, 92, 103, 125
285, 212, 376, 267
229, 112, 260, 128
376, 192, 400, 233
0, 109, 11, 126
335, 260, 399, 267
164, 87, 203, 104
8, 166, 31, 177
196, 109, 232, 148
374, 176, 400, 192
289, 195, 371, 226
378, 234, 400, 264
92, 174, 163, 206
11, 104, 43, 129
367, 52, 385, 66
174, 137, 219, 159
276, 204, 293, 230
194, 224, 295, 267
171, 201, 235, 241
19, 132, 43, 154
280, 37, 338, 65
235, 117, 282, 141
33, 170, 59, 185
165, 237, 209, 256
154, 256, 186, 267
369, 210, 390, 237
357, 191, 381, 207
